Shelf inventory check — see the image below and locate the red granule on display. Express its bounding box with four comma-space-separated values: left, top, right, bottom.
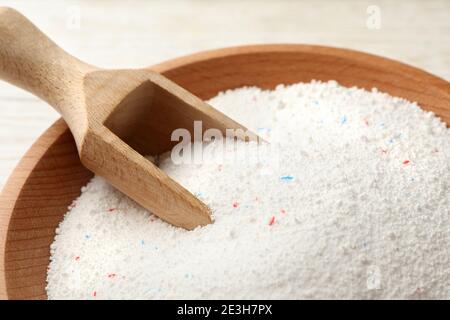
232, 202, 239, 208
108, 273, 117, 278
75, 256, 80, 261
364, 118, 369, 126
108, 208, 116, 212
280, 209, 286, 214
92, 291, 97, 297
269, 216, 276, 226
403, 160, 410, 165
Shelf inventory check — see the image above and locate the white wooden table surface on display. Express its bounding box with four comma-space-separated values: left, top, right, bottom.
0, 0, 449, 190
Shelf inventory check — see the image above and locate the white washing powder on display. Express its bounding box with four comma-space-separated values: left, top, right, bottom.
46, 80, 450, 299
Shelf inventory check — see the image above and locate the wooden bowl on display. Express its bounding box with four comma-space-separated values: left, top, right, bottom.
1, 45, 449, 300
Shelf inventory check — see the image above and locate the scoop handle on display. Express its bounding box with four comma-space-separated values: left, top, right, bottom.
0, 7, 93, 111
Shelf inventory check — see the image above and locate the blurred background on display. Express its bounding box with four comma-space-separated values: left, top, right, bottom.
0, 0, 449, 189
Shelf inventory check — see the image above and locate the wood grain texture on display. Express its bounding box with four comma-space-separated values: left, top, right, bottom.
0, 119, 93, 299
0, 45, 449, 299
0, 8, 263, 230
1, 0, 449, 191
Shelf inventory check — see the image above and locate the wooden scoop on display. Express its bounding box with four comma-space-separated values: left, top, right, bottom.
0, 7, 258, 230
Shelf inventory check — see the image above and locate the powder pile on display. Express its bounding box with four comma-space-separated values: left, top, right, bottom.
47, 80, 450, 299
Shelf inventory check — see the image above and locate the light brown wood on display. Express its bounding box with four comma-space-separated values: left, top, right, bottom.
0, 43, 449, 299
0, 7, 262, 231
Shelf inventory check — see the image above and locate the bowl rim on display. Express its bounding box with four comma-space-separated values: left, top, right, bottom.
0, 44, 448, 299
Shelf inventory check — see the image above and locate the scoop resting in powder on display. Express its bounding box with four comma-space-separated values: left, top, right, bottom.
46, 80, 450, 299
